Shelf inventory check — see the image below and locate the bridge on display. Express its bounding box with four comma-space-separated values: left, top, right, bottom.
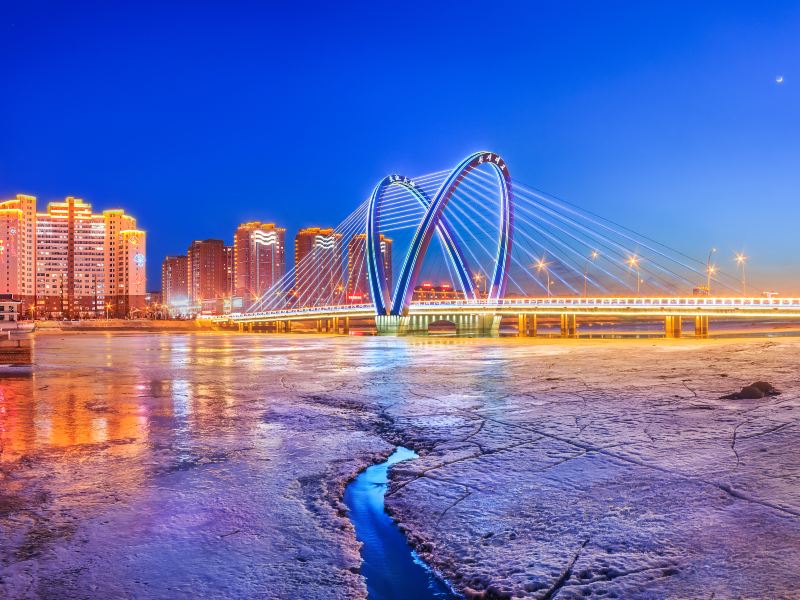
202, 151, 797, 337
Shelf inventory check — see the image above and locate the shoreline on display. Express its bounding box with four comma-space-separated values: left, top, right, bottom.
29, 322, 800, 342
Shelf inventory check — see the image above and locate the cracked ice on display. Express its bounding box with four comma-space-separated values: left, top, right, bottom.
1, 333, 799, 599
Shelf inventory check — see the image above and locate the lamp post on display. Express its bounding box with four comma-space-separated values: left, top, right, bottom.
535, 258, 552, 298
472, 272, 486, 300
735, 253, 747, 296
627, 255, 640, 296
584, 250, 598, 298
706, 247, 717, 295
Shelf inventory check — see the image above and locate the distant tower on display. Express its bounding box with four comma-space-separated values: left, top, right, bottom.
294, 227, 343, 306
187, 239, 226, 309
347, 233, 392, 302
162, 255, 189, 311
0, 194, 36, 313
233, 222, 286, 305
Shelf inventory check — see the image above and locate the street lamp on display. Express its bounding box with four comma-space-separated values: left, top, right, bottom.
706, 247, 717, 295
627, 255, 641, 296
584, 250, 599, 298
735, 253, 747, 296
535, 258, 552, 298
472, 272, 486, 300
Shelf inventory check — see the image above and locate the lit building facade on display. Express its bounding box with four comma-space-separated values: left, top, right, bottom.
188, 239, 228, 312
0, 195, 145, 318
233, 222, 286, 305
347, 233, 392, 303
0, 195, 37, 311
223, 244, 234, 298
161, 255, 189, 311
412, 282, 465, 301
294, 227, 343, 306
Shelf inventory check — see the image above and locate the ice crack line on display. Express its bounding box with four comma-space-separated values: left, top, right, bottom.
540, 537, 590, 600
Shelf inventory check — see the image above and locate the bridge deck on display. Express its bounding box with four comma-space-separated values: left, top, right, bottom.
202, 297, 800, 324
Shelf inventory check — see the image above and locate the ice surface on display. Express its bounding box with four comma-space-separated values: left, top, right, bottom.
1, 333, 799, 599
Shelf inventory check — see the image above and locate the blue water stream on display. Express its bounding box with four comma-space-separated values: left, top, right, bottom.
344, 447, 457, 600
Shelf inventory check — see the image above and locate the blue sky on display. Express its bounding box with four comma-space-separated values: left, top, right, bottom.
2, 1, 798, 292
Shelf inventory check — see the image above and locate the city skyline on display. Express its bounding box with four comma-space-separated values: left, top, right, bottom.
2, 2, 799, 293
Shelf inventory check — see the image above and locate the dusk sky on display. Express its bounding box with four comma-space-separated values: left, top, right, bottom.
2, 1, 798, 291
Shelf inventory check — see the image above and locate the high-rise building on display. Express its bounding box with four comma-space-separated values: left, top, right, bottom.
161, 255, 189, 311
347, 233, 392, 303
187, 239, 227, 310
0, 194, 36, 311
103, 208, 147, 317
233, 222, 286, 305
294, 227, 343, 306
0, 195, 145, 318
223, 244, 234, 297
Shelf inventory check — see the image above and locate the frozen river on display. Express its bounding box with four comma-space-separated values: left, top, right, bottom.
1, 332, 799, 598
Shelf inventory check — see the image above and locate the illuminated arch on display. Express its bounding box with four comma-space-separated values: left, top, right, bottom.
366, 174, 478, 316
367, 151, 513, 316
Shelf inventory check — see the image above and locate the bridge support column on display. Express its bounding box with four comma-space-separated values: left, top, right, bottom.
518, 314, 537, 337
248, 322, 254, 333
316, 319, 322, 333
664, 316, 682, 338
560, 314, 577, 337
332, 317, 339, 334
376, 315, 410, 335
455, 314, 501, 336
285, 320, 292, 333
238, 322, 244, 333
694, 315, 709, 337
343, 317, 350, 334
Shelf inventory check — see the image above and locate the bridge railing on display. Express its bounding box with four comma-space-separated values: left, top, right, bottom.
410, 296, 800, 309
220, 304, 375, 321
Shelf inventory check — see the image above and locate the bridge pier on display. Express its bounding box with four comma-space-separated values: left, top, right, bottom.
376, 314, 501, 336
517, 314, 538, 337
560, 314, 577, 337
694, 315, 709, 337
343, 317, 350, 334
457, 314, 501, 336
376, 315, 410, 335
664, 316, 682, 338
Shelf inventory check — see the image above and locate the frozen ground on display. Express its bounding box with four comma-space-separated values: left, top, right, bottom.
1, 333, 799, 599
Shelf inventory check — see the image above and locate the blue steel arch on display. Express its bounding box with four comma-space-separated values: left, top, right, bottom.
367, 151, 513, 317
366, 175, 477, 316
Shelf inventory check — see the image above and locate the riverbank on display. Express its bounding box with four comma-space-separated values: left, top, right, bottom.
1, 334, 799, 598
33, 319, 200, 333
